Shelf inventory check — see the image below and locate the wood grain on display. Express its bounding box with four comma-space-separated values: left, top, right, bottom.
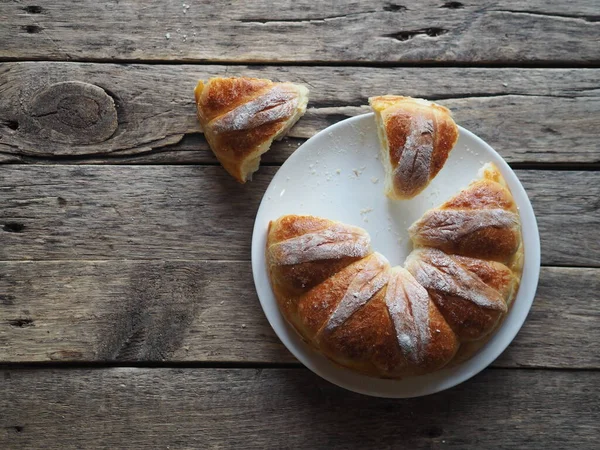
0, 260, 598, 368
1, 166, 598, 266
1, 1, 598, 64
0, 368, 598, 449
1, 63, 599, 164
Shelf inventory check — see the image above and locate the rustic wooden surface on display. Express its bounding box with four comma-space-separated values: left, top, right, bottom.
1, 368, 598, 449
1, 263, 598, 368
1, 1, 599, 449
1, 63, 599, 164
1, 1, 599, 64
0, 166, 598, 265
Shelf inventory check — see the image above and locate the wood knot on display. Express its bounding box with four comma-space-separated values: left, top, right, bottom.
28, 81, 118, 145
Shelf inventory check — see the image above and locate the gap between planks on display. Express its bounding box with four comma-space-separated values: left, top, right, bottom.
1, 58, 600, 69
0, 361, 598, 371
0, 259, 595, 269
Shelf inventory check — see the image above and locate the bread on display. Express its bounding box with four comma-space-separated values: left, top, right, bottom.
369, 96, 459, 199
408, 163, 522, 265
266, 163, 522, 378
195, 77, 309, 183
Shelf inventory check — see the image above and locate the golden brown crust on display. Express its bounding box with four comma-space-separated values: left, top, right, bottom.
405, 248, 509, 341
288, 254, 460, 378
430, 292, 504, 341
370, 96, 459, 199
319, 291, 404, 376
436, 225, 520, 263
423, 302, 461, 373
195, 77, 271, 122
267, 215, 333, 244
408, 163, 522, 264
267, 216, 371, 295
442, 179, 517, 211
296, 255, 385, 340
452, 255, 517, 300
195, 77, 309, 183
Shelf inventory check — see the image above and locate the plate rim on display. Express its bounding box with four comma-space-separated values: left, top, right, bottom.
251, 112, 541, 398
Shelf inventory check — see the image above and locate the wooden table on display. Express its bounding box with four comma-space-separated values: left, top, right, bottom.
1, 1, 599, 448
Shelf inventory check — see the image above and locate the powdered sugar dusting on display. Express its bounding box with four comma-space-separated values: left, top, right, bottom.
406, 248, 507, 311
409, 209, 519, 245
270, 223, 371, 265
324, 253, 390, 331
210, 85, 299, 133
393, 114, 434, 194
385, 268, 431, 363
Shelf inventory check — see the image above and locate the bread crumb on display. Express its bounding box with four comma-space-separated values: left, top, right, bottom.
371, 177, 379, 184
241, 324, 246, 328
336, 169, 341, 174
352, 166, 366, 178
165, 33, 171, 39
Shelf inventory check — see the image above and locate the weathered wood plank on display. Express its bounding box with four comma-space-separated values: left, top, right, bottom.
0, 261, 598, 368
0, 368, 598, 449
1, 62, 599, 164
1, 166, 598, 266
1, 1, 598, 64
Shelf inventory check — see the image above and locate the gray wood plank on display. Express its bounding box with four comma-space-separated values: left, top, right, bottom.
0, 368, 598, 449
0, 261, 597, 369
1, 1, 598, 64
1, 62, 599, 164
1, 166, 598, 266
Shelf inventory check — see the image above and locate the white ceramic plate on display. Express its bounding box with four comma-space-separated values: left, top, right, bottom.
251, 113, 540, 398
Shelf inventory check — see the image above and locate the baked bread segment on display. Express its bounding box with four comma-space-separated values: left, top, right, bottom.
408, 163, 521, 264
379, 266, 459, 376
267, 215, 371, 294
405, 248, 511, 341
195, 77, 309, 183
369, 96, 459, 199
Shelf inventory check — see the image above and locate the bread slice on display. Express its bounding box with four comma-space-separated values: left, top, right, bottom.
195, 77, 309, 183
369, 96, 459, 199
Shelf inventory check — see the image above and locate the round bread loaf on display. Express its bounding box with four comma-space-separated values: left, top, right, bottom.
266, 163, 522, 378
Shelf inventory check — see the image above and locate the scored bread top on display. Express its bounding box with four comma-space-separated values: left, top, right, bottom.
409, 162, 521, 263
369, 96, 459, 200
195, 77, 308, 183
